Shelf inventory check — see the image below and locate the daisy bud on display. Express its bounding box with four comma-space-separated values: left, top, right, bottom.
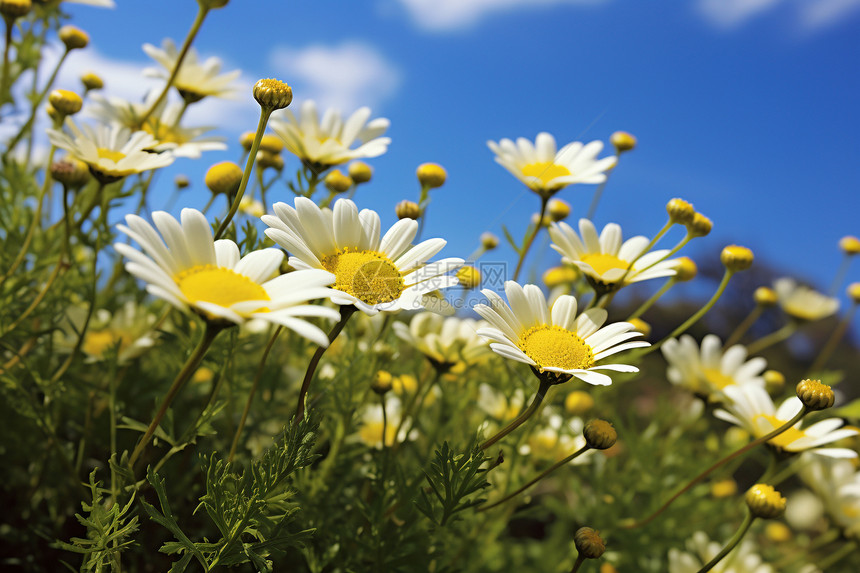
80, 71, 103, 91
253, 78, 292, 111
258, 134, 283, 154
456, 265, 481, 289
205, 161, 243, 196
674, 257, 697, 282
745, 484, 786, 519
480, 232, 499, 250
754, 286, 778, 307
256, 150, 284, 171
174, 174, 190, 190
543, 265, 579, 288
600, 565, 619, 573
584, 419, 617, 450
687, 212, 713, 237
628, 318, 651, 338
50, 158, 90, 189
48, 89, 83, 116
547, 198, 571, 222
610, 131, 637, 153
416, 162, 447, 189
0, 0, 31, 21
239, 131, 255, 150
198, 0, 229, 9
849, 282, 860, 304
666, 198, 695, 225
711, 479, 737, 498
238, 196, 265, 218
348, 161, 373, 184
721, 245, 754, 272
839, 235, 860, 255
324, 169, 352, 194
372, 370, 393, 395
564, 391, 594, 416
763, 370, 785, 394
192, 366, 214, 384
574, 527, 606, 559
765, 522, 792, 543
395, 200, 421, 220
58, 25, 89, 51
393, 374, 418, 395
45, 103, 62, 124
531, 212, 552, 227
795, 379, 834, 411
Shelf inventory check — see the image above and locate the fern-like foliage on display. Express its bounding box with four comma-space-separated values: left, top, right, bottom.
415, 442, 492, 526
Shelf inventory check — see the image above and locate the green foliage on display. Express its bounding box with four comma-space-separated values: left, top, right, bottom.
416, 441, 492, 526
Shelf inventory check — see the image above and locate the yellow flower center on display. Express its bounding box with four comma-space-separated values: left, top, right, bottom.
176, 265, 270, 310
703, 368, 735, 390
521, 162, 571, 186
321, 248, 404, 305
519, 325, 594, 371
755, 414, 807, 449
82, 329, 129, 358
581, 253, 630, 277
142, 120, 185, 145
97, 148, 126, 163
359, 421, 398, 448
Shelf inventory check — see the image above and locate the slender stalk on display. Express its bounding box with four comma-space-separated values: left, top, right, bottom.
808, 303, 856, 374
0, 251, 67, 337
570, 555, 586, 573
479, 445, 590, 511
214, 106, 272, 240
228, 326, 283, 462
585, 177, 610, 220
513, 196, 549, 281
746, 322, 797, 355
5, 50, 67, 156
1, 17, 13, 106
481, 378, 552, 450
696, 511, 755, 573
724, 305, 764, 348
128, 322, 223, 470
627, 277, 675, 321
624, 406, 808, 529
294, 305, 356, 425
828, 253, 852, 296
134, 6, 209, 129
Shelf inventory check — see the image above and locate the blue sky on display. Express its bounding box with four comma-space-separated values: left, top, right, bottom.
55, 0, 860, 310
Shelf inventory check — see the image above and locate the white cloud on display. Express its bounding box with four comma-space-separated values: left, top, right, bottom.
697, 0, 860, 31
697, 0, 785, 28
798, 0, 860, 30
268, 42, 400, 113
395, 0, 607, 31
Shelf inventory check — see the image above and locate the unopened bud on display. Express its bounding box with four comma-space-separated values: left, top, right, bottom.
627, 318, 651, 338
763, 370, 785, 394
59, 25, 89, 51
795, 379, 834, 411
666, 198, 695, 225
198, 0, 229, 9
416, 162, 446, 188
395, 200, 421, 220
547, 198, 571, 222
174, 174, 190, 189
574, 527, 606, 559
80, 71, 103, 91
253, 78, 292, 110
711, 479, 738, 498
324, 169, 352, 194
687, 212, 713, 237
48, 89, 83, 116
50, 158, 90, 189
745, 484, 786, 519
480, 232, 499, 250
239, 131, 255, 150
543, 265, 579, 288
849, 282, 860, 304
839, 235, 860, 255
205, 161, 243, 196
565, 391, 594, 416
610, 131, 636, 153
754, 286, 778, 307
256, 150, 284, 171
584, 419, 617, 450
0, 0, 31, 20
258, 134, 283, 154
348, 161, 373, 184
721, 245, 754, 272
674, 257, 697, 282
456, 265, 481, 289
372, 370, 393, 394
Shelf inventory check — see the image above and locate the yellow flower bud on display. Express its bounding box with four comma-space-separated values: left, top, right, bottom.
324, 169, 352, 194
547, 198, 571, 222
765, 522, 791, 543
674, 257, 697, 282
721, 245, 754, 272
239, 131, 255, 150
198, 0, 229, 9
666, 198, 695, 225
192, 366, 214, 384
50, 158, 90, 189
258, 134, 284, 154
610, 131, 636, 153
711, 479, 738, 498
59, 25, 89, 51
839, 235, 860, 255
80, 71, 103, 91
564, 390, 594, 416
256, 150, 284, 171
745, 484, 786, 519
205, 161, 243, 196
543, 265, 579, 288
456, 265, 481, 290
754, 286, 778, 307
687, 212, 713, 237
174, 174, 190, 190
627, 318, 651, 339
416, 162, 447, 188
795, 379, 834, 411
584, 419, 617, 450
48, 89, 83, 116
253, 78, 292, 110
574, 527, 606, 559
0, 0, 31, 20
480, 232, 499, 251
763, 370, 785, 394
395, 200, 421, 220
372, 370, 393, 394
45, 103, 61, 124
393, 374, 418, 395
600, 565, 619, 573
849, 282, 860, 304
348, 161, 373, 184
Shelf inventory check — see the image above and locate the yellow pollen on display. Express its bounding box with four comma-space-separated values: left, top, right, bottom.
755, 414, 807, 449
97, 148, 126, 163
519, 325, 594, 371
581, 253, 630, 277
321, 248, 404, 305
82, 329, 128, 358
176, 265, 270, 310
703, 368, 735, 390
521, 162, 571, 186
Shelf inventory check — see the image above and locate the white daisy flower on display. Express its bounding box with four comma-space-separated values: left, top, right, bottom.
800, 455, 860, 537
269, 100, 390, 168
662, 334, 766, 398
549, 219, 678, 289
487, 132, 616, 197
63, 0, 115, 7
88, 93, 226, 158
668, 531, 774, 573
262, 198, 463, 316
774, 278, 839, 321
142, 38, 241, 102
393, 312, 491, 369
477, 383, 526, 422
55, 301, 157, 365
714, 384, 858, 458
473, 281, 648, 386
114, 208, 340, 347
47, 119, 175, 182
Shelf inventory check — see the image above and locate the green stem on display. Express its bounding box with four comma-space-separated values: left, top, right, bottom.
627, 277, 675, 321
134, 6, 209, 129
5, 50, 67, 156
696, 511, 755, 573
816, 540, 857, 571
128, 322, 223, 470
724, 305, 764, 348
570, 555, 586, 573
808, 303, 856, 374
746, 322, 797, 355
625, 406, 808, 529
513, 196, 549, 281
481, 378, 551, 451
479, 445, 590, 511
1, 17, 13, 105
214, 106, 272, 240
228, 325, 283, 462
585, 177, 610, 221
828, 253, 852, 296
